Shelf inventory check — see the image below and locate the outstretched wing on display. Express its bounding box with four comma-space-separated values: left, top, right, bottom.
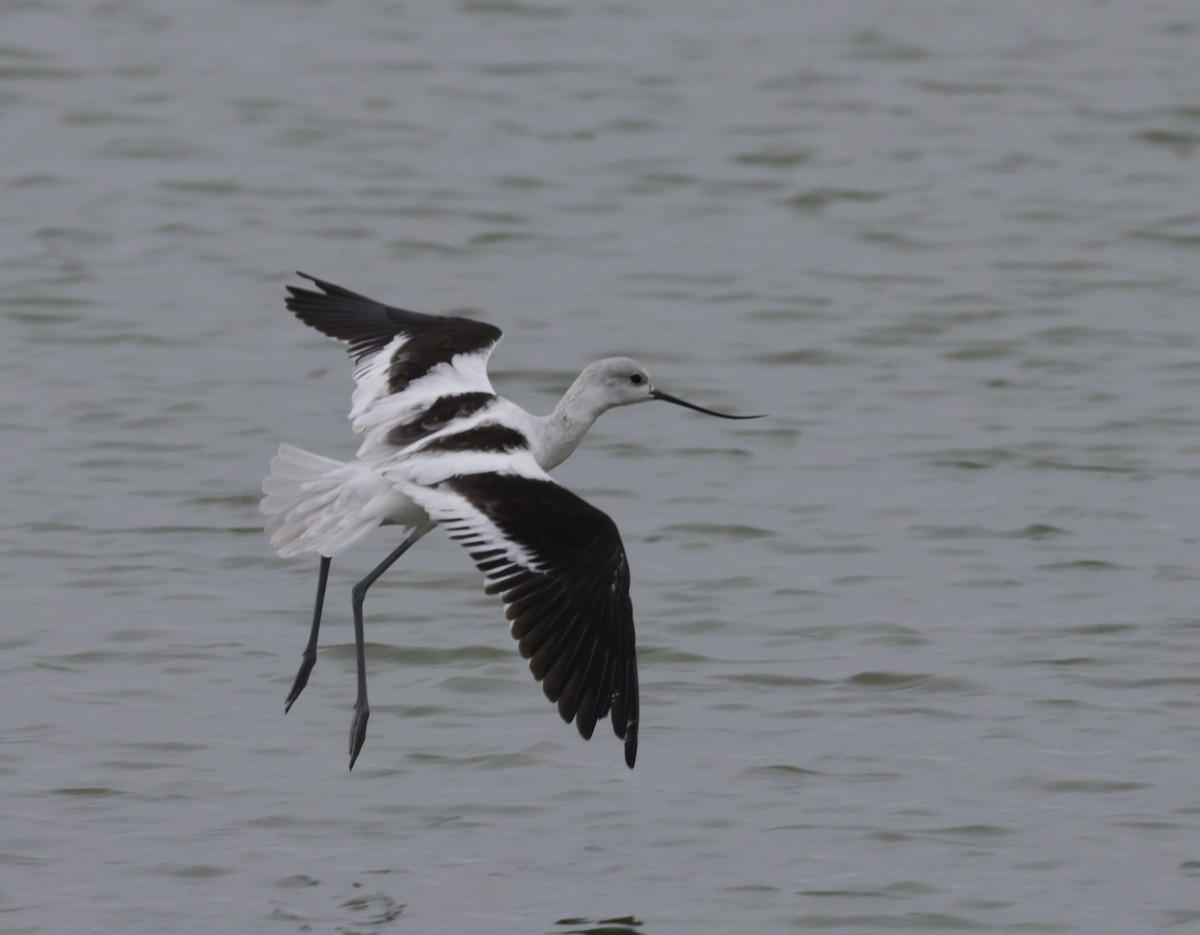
284, 273, 503, 442
405, 470, 640, 769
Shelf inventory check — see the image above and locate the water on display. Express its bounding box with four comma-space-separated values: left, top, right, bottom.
3, 0, 1200, 931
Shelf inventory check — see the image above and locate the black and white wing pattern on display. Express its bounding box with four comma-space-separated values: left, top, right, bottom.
405, 471, 640, 768
284, 273, 503, 444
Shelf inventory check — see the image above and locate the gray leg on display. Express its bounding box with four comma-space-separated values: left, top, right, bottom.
348, 528, 426, 771
285, 555, 331, 713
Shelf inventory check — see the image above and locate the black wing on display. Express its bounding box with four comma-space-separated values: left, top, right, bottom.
285, 272, 502, 395
408, 471, 640, 768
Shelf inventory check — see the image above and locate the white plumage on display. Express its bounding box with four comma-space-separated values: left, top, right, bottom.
262, 273, 761, 770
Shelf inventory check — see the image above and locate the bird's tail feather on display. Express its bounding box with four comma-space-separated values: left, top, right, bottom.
261, 443, 402, 558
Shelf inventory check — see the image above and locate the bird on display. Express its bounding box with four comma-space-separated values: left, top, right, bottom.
261, 273, 763, 770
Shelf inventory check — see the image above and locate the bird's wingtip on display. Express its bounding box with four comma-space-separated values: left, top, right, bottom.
624, 726, 638, 769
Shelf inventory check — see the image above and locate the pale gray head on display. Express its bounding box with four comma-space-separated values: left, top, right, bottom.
572, 357, 655, 411
574, 356, 764, 419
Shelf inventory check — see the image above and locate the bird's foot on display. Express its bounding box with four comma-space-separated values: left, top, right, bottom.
348, 700, 369, 770
284, 652, 316, 713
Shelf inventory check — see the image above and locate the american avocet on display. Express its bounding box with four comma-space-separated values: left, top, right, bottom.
262, 273, 762, 770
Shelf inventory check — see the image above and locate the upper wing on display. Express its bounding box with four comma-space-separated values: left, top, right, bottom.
284, 273, 503, 441
405, 470, 640, 769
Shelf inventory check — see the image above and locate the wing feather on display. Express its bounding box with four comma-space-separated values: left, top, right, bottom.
283, 274, 503, 443
404, 472, 639, 768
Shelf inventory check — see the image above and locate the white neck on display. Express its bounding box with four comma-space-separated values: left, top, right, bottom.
531, 379, 609, 471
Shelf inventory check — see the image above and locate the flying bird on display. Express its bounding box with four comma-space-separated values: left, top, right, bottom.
261, 273, 762, 769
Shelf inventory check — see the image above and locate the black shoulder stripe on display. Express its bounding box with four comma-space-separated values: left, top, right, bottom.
420, 423, 529, 455
386, 392, 496, 446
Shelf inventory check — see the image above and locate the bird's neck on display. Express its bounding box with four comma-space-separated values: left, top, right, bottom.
534, 389, 605, 471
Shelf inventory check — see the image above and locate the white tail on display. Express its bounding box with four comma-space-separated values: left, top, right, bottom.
261, 444, 409, 558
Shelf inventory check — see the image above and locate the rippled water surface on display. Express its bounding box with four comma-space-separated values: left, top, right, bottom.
4, 1, 1200, 932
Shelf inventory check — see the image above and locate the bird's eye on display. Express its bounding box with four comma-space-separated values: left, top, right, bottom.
629, 373, 644, 385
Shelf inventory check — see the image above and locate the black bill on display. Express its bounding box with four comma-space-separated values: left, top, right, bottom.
651, 389, 765, 420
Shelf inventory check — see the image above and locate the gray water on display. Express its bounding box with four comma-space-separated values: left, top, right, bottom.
4, 0, 1200, 932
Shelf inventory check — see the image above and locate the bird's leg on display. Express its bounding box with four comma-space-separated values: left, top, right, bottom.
348, 528, 426, 770
285, 555, 331, 713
